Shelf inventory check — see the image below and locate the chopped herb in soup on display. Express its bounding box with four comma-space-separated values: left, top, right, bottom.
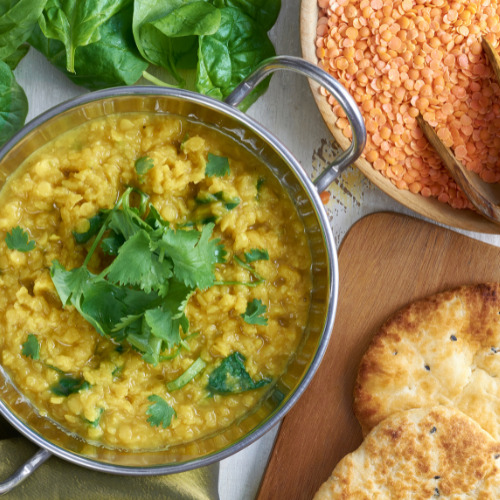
0, 113, 312, 450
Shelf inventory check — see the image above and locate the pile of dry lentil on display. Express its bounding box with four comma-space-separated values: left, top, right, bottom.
316, 0, 500, 209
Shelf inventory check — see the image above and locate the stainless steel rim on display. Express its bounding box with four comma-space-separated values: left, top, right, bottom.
0, 86, 338, 475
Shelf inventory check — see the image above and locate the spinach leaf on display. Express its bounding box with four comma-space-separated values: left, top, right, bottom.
0, 61, 28, 146
0, 0, 46, 62
30, 5, 148, 89
211, 0, 281, 31
132, 0, 221, 84
207, 351, 271, 394
3, 43, 29, 70
197, 7, 275, 110
38, 0, 130, 73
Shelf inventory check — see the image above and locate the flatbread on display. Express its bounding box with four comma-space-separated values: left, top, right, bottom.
353, 283, 500, 438
313, 406, 500, 499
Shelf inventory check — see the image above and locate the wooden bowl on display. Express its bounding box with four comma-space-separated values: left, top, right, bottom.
300, 0, 500, 234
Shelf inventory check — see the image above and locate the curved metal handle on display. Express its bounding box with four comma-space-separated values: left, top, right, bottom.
0, 447, 51, 495
225, 56, 367, 193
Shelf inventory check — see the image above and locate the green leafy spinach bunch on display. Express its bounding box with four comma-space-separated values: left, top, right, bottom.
0, 0, 281, 147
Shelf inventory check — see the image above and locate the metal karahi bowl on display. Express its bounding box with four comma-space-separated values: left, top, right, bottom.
0, 57, 365, 490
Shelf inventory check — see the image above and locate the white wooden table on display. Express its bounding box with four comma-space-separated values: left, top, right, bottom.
14, 1, 500, 498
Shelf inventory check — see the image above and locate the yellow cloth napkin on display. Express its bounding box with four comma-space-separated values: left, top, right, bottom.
0, 421, 220, 500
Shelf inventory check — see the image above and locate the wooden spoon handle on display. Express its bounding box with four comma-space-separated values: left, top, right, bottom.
482, 37, 500, 84
417, 114, 500, 223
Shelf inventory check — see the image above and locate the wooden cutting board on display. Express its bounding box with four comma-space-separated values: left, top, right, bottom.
257, 212, 500, 500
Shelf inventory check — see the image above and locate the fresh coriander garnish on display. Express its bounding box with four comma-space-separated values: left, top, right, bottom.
241, 299, 268, 325
51, 375, 90, 397
146, 394, 176, 428
180, 133, 189, 151
195, 191, 240, 211
233, 256, 265, 283
21, 334, 40, 360
205, 153, 230, 177
244, 249, 269, 263
166, 357, 206, 392
207, 352, 271, 395
190, 191, 240, 225
72, 212, 107, 244
135, 156, 154, 176
5, 226, 35, 252
50, 187, 225, 365
83, 408, 104, 428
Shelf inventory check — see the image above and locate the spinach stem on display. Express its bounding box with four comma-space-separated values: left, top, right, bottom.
142, 71, 177, 88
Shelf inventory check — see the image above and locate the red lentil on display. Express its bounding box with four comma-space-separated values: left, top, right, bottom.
316, 0, 500, 209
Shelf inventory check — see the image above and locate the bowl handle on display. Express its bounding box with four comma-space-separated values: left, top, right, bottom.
224, 55, 366, 193
0, 447, 51, 494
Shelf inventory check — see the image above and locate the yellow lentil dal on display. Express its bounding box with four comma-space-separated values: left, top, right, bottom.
0, 113, 312, 450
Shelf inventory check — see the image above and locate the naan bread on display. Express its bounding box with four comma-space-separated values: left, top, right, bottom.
353, 283, 500, 438
313, 406, 500, 499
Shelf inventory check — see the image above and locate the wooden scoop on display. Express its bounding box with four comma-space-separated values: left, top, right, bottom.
416, 36, 500, 225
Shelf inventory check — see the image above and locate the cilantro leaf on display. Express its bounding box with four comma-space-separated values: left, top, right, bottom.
224, 197, 240, 210
22, 334, 40, 360
207, 352, 271, 395
52, 187, 226, 365
215, 243, 227, 264
72, 212, 107, 244
50, 261, 94, 307
195, 191, 239, 211
5, 226, 35, 252
205, 153, 230, 177
105, 230, 173, 296
161, 278, 195, 318
146, 394, 176, 428
156, 223, 220, 290
144, 204, 169, 231
244, 249, 269, 263
51, 376, 90, 396
241, 299, 268, 325
80, 282, 159, 341
100, 231, 125, 256
180, 133, 189, 151
83, 408, 104, 428
135, 156, 154, 175
167, 357, 206, 392
107, 207, 144, 240
144, 306, 180, 350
